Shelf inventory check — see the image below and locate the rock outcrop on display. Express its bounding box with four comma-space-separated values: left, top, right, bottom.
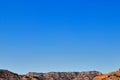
0, 70, 102, 80
0, 70, 20, 80
26, 71, 102, 80
93, 69, 120, 80
26, 71, 101, 80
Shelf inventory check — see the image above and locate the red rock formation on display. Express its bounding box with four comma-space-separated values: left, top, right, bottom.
93, 69, 120, 80
26, 71, 102, 80
0, 69, 102, 80
0, 70, 20, 80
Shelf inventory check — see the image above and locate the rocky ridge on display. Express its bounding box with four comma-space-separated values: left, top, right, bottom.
0, 70, 102, 80
93, 69, 120, 80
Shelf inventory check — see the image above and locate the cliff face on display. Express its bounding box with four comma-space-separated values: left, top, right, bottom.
0, 70, 102, 80
93, 69, 120, 80
0, 70, 20, 80
26, 71, 102, 80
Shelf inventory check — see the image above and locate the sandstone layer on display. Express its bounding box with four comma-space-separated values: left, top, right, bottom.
93, 69, 120, 80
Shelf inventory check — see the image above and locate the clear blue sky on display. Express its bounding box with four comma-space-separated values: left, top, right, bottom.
0, 0, 120, 74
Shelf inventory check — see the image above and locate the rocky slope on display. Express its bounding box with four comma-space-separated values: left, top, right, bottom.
93, 69, 120, 80
0, 70, 102, 80
0, 70, 20, 80
26, 71, 102, 80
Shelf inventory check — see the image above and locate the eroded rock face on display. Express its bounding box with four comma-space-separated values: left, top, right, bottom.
0, 70, 102, 80
21, 76, 31, 80
93, 69, 120, 80
0, 70, 20, 80
26, 71, 102, 80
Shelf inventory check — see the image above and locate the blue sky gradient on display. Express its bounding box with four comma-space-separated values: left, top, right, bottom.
0, 0, 120, 74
